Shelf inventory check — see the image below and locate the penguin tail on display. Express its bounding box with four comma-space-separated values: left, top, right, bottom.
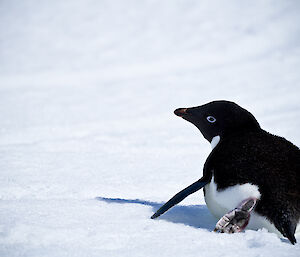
278, 219, 297, 245
284, 225, 297, 245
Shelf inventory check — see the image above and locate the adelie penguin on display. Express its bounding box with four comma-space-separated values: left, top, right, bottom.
151, 100, 300, 244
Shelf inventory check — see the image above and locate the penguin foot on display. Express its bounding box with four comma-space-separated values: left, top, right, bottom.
214, 198, 257, 233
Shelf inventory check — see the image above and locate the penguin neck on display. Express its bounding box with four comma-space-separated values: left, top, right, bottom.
211, 135, 220, 150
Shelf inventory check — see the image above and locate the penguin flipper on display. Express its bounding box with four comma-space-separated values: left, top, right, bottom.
151, 178, 209, 219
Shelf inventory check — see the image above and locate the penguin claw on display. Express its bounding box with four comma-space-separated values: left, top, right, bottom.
214, 198, 257, 234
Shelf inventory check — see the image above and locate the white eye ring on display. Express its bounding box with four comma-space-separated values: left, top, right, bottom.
207, 116, 216, 123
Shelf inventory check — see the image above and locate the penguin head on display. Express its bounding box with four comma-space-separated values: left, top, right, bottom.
174, 100, 260, 143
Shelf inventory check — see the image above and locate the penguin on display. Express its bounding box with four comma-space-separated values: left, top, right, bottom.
151, 100, 300, 244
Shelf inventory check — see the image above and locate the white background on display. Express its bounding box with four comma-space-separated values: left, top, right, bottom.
0, 1, 300, 256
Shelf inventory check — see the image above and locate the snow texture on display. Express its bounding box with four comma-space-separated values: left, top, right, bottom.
1, 0, 300, 256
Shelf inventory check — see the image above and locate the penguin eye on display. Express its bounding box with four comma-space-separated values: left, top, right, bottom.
206, 116, 216, 123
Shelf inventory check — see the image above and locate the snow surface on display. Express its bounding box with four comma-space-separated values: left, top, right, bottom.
1, 0, 300, 256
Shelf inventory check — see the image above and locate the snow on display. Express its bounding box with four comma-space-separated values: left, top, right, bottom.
1, 0, 300, 256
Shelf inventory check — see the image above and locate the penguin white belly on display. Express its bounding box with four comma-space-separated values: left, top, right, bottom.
204, 176, 282, 236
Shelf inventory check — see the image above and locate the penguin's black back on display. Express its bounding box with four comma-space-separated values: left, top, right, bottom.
207, 129, 300, 241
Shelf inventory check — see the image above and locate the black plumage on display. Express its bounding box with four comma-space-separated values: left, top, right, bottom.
152, 100, 300, 244
205, 129, 300, 244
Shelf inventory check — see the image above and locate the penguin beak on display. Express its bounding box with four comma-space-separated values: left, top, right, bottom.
174, 108, 188, 117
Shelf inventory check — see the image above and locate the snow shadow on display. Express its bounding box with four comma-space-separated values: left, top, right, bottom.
96, 197, 216, 230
